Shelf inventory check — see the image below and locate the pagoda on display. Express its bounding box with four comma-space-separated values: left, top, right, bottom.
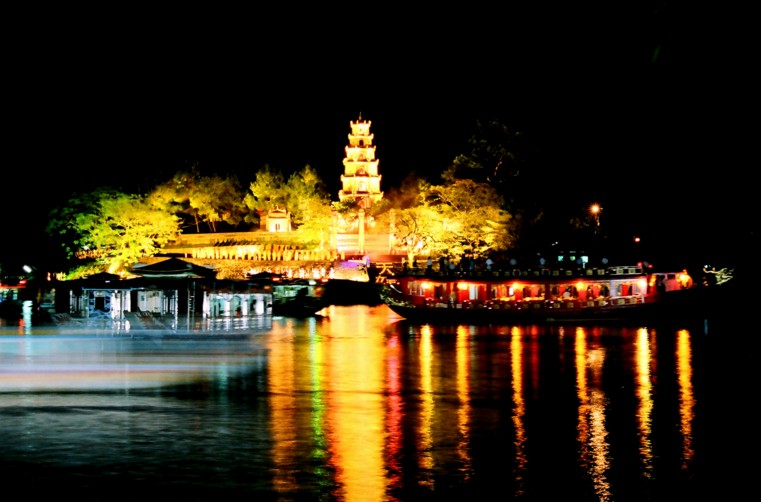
338, 114, 383, 209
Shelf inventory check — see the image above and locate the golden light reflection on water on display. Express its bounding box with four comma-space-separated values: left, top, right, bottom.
418, 324, 435, 489
677, 329, 695, 467
267, 307, 390, 501
575, 327, 612, 502
261, 311, 704, 500
635, 327, 654, 477
267, 316, 301, 493
455, 325, 473, 480
510, 326, 528, 495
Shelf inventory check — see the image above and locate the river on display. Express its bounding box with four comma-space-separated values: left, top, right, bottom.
0, 304, 756, 501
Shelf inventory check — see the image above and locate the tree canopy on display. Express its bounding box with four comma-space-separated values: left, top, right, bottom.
243, 164, 333, 244
47, 189, 182, 275
149, 167, 248, 233
386, 176, 514, 264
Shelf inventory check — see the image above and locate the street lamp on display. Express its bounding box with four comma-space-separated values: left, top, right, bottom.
589, 203, 602, 235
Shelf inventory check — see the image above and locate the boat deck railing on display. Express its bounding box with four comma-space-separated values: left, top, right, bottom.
374, 263, 644, 282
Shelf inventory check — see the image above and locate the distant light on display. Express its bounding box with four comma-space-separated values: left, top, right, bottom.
23, 265, 33, 274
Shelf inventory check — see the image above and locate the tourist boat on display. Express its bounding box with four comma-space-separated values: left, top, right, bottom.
377, 264, 702, 324
247, 272, 327, 317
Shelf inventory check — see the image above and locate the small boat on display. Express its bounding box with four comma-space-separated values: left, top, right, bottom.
376, 264, 704, 324
247, 272, 327, 317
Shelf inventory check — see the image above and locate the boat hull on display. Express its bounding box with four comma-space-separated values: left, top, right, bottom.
382, 302, 660, 324
272, 297, 326, 318
271, 284, 327, 318
377, 280, 708, 325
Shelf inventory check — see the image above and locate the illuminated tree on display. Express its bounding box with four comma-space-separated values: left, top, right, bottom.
244, 164, 332, 243
382, 174, 513, 264
447, 118, 540, 250
47, 189, 181, 274
149, 168, 248, 232
190, 175, 248, 232
287, 166, 334, 247
426, 178, 513, 258
284, 165, 332, 228
391, 205, 446, 265
47, 190, 104, 261
243, 164, 288, 221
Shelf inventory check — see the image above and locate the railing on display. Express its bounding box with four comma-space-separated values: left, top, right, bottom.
371, 263, 638, 281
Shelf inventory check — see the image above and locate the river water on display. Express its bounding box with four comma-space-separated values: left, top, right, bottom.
0, 304, 756, 501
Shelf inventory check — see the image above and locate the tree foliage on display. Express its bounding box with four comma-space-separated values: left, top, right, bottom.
426, 179, 513, 258
283, 165, 334, 245
47, 190, 107, 261
149, 167, 248, 232
447, 119, 528, 188
244, 164, 333, 244
47, 189, 181, 273
391, 205, 447, 264
243, 164, 288, 217
385, 175, 514, 264
445, 118, 538, 253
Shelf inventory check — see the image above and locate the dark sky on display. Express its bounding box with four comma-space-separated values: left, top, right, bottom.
3, 4, 755, 271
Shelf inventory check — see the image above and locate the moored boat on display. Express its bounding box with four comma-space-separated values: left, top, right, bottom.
377, 264, 703, 324
247, 272, 327, 317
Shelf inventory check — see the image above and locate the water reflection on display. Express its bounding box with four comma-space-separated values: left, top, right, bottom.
510, 327, 527, 495
636, 327, 655, 477
266, 308, 394, 500
455, 326, 473, 481
677, 328, 696, 468
575, 326, 612, 501
0, 306, 748, 499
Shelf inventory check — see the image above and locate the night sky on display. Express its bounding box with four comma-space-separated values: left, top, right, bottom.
3, 5, 755, 274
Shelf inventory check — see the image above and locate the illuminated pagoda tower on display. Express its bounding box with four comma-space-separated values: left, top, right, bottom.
338, 114, 383, 209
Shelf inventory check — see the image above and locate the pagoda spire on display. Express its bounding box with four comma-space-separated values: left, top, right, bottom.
338, 115, 383, 209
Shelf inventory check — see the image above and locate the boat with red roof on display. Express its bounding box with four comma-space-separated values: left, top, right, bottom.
376, 262, 702, 324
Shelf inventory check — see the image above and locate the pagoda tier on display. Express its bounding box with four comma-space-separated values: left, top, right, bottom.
338, 115, 383, 209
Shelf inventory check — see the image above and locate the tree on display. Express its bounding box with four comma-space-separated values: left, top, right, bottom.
447, 119, 528, 190
381, 174, 514, 265
149, 168, 248, 233
426, 178, 514, 259
244, 164, 333, 243
243, 164, 288, 223
390, 205, 446, 265
47, 189, 182, 274
190, 174, 248, 232
283, 165, 334, 246
446, 119, 540, 250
